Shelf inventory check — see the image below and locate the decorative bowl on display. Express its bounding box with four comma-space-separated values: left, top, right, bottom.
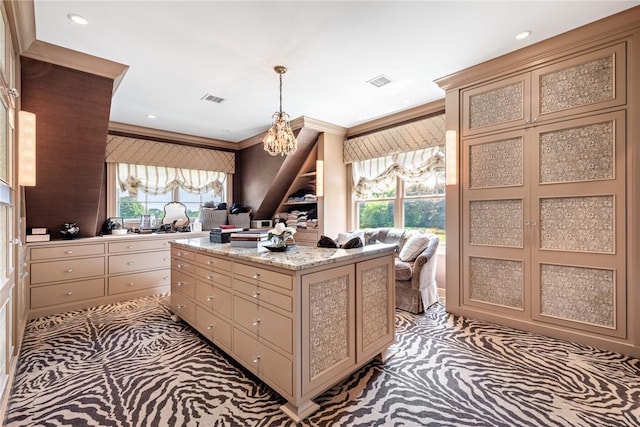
264, 245, 289, 252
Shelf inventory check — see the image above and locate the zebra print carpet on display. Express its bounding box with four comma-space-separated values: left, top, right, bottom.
5, 295, 640, 426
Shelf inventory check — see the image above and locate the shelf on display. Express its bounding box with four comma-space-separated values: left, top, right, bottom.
282, 201, 317, 206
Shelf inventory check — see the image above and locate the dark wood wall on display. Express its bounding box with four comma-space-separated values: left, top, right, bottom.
234, 143, 285, 214
21, 57, 113, 238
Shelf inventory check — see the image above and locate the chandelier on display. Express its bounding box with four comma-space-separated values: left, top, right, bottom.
263, 65, 297, 156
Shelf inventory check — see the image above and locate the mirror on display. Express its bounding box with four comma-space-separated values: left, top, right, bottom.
161, 202, 190, 228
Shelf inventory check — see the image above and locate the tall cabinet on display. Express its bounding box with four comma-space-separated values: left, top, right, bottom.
437, 8, 640, 356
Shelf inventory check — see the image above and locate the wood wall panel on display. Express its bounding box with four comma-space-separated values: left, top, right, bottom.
20, 57, 113, 238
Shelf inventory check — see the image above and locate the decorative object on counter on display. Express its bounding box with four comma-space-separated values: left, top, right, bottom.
263, 65, 297, 156
60, 223, 80, 240
161, 201, 190, 231
267, 222, 296, 249
139, 214, 157, 230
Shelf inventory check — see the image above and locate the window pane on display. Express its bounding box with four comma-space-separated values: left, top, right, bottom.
403, 197, 446, 241
355, 181, 396, 200
178, 188, 202, 220
358, 201, 394, 228
405, 173, 445, 197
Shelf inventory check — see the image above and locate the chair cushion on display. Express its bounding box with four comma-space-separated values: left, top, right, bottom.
395, 260, 413, 281
398, 234, 431, 262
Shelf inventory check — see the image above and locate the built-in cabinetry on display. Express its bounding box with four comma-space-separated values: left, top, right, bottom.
437, 9, 640, 356
275, 144, 321, 246
26, 232, 207, 319
169, 239, 395, 421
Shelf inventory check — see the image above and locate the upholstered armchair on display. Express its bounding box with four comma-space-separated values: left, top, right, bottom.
363, 228, 440, 314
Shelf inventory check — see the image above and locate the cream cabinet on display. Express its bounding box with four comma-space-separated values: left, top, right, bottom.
26, 232, 207, 319
437, 17, 640, 356
169, 240, 395, 421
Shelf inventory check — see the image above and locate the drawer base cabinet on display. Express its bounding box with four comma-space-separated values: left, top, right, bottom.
169, 241, 396, 422
26, 232, 208, 319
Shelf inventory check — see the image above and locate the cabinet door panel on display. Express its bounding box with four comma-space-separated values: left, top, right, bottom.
532, 43, 625, 123
301, 264, 355, 395
462, 73, 530, 136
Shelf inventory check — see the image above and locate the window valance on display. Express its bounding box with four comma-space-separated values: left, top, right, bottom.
117, 163, 226, 197
344, 114, 445, 164
106, 135, 235, 174
352, 146, 445, 198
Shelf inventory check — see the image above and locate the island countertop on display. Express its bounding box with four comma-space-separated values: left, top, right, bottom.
170, 237, 396, 271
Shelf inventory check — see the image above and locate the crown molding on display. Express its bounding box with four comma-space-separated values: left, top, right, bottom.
108, 121, 237, 150
345, 99, 445, 138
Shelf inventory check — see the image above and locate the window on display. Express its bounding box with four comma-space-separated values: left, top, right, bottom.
353, 147, 446, 242
114, 163, 227, 222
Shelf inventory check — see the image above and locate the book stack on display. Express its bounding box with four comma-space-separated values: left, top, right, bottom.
26, 227, 50, 242
210, 227, 244, 243
230, 230, 270, 248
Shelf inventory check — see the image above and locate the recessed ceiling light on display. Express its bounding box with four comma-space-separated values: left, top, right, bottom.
515, 30, 532, 40
67, 13, 88, 26
146, 114, 156, 119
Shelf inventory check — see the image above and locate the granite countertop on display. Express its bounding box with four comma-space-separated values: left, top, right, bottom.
171, 237, 396, 271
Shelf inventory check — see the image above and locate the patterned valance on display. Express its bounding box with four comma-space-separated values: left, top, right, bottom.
344, 114, 445, 164
106, 135, 235, 174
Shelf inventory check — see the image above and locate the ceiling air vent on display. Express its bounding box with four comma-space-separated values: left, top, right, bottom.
366, 74, 393, 88
201, 93, 225, 103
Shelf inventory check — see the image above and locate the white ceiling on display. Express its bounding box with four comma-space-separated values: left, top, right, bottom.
32, 0, 639, 143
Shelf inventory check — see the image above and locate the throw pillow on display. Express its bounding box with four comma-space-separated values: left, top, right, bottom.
398, 234, 431, 262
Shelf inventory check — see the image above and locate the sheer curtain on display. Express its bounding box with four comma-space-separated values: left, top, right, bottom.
117, 163, 225, 197
352, 146, 445, 198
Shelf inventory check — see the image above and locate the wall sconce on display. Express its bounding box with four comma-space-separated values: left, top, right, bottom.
18, 111, 36, 186
316, 159, 324, 197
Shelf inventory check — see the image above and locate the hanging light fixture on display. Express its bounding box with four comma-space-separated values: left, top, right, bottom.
263, 65, 297, 156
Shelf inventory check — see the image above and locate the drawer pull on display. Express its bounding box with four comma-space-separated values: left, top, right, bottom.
177, 281, 186, 287
66, 291, 73, 296
176, 304, 185, 309
177, 263, 186, 269
207, 323, 214, 330
208, 260, 213, 265
252, 273, 260, 279
127, 245, 134, 249
252, 355, 261, 363
252, 291, 260, 298
206, 274, 213, 280
126, 261, 135, 266
66, 268, 73, 273
65, 250, 73, 254
128, 282, 134, 287
252, 318, 261, 326
163, 276, 169, 281
207, 296, 214, 301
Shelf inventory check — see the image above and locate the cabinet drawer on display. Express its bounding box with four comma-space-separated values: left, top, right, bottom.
233, 263, 293, 290
234, 278, 292, 312
196, 253, 232, 272
195, 266, 231, 288
30, 243, 105, 261
31, 278, 105, 309
195, 281, 232, 319
195, 306, 232, 352
172, 247, 195, 261
108, 269, 170, 295
30, 257, 104, 284
108, 239, 170, 253
109, 251, 170, 274
172, 270, 196, 299
172, 257, 195, 275
233, 328, 293, 396
233, 296, 292, 354
170, 292, 195, 324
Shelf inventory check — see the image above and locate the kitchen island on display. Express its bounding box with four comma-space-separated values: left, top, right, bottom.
169, 238, 396, 421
